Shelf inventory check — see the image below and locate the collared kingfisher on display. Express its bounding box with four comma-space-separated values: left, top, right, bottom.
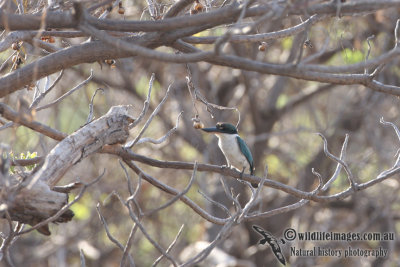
201, 122, 257, 187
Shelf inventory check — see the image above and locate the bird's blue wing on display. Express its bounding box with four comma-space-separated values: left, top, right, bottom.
236, 136, 254, 175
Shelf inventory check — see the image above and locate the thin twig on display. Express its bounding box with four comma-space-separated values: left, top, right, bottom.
322, 134, 349, 191
380, 117, 400, 142
126, 173, 142, 203
35, 70, 93, 111
29, 70, 64, 109
125, 85, 172, 148
220, 177, 241, 213
119, 160, 135, 196
190, 85, 241, 127
378, 118, 400, 174
130, 73, 154, 129
120, 224, 137, 267
246, 165, 324, 220
152, 224, 184, 267
364, 35, 375, 74
246, 199, 309, 220
97, 199, 136, 267
311, 168, 323, 191
237, 165, 268, 222
144, 162, 197, 216
197, 190, 231, 217
86, 87, 105, 124
181, 213, 238, 266
0, 103, 67, 141
0, 211, 20, 267
96, 204, 125, 251
135, 111, 183, 145
317, 133, 358, 191
122, 159, 228, 224
126, 205, 179, 267
185, 65, 200, 118
395, 19, 400, 47
80, 249, 86, 267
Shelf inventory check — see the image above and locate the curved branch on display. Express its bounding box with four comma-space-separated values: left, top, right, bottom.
183, 14, 323, 44
0, 103, 67, 141
102, 145, 399, 203
123, 159, 229, 225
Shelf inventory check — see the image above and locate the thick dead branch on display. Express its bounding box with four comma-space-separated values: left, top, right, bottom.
29, 105, 134, 188
0, 176, 73, 236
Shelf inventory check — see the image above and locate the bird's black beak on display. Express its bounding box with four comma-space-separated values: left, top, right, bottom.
201, 127, 220, 133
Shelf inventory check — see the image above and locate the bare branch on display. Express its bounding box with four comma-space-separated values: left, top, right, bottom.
245, 165, 325, 221
364, 35, 375, 74
152, 224, 185, 267
197, 190, 231, 217
135, 111, 183, 145
30, 70, 64, 109
378, 118, 400, 176
0, 103, 67, 141
97, 191, 139, 267
86, 87, 105, 124
322, 134, 349, 191
144, 162, 197, 216
11, 156, 44, 167
130, 73, 154, 129
245, 199, 309, 220
395, 19, 400, 47
317, 133, 358, 191
120, 223, 137, 267
164, 0, 195, 18
79, 249, 86, 267
126, 203, 179, 267
311, 168, 323, 191
237, 166, 267, 222
122, 159, 228, 224
96, 204, 124, 250
17, 170, 105, 236
1, 1, 399, 32
119, 160, 135, 196
125, 86, 171, 148
380, 117, 400, 142
29, 105, 133, 188
0, 211, 22, 267
181, 215, 238, 267
220, 178, 241, 213
35, 70, 93, 112
79, 22, 213, 64
103, 144, 399, 203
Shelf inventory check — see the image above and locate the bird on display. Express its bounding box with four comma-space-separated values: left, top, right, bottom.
201, 122, 257, 187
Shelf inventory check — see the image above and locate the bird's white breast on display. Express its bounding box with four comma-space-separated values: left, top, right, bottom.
216, 133, 250, 172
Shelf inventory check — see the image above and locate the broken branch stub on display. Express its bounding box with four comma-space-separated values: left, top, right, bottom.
30, 105, 134, 188
0, 169, 73, 235
0, 106, 133, 235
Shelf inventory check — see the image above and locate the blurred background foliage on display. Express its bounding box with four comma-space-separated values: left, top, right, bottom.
1, 0, 400, 266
